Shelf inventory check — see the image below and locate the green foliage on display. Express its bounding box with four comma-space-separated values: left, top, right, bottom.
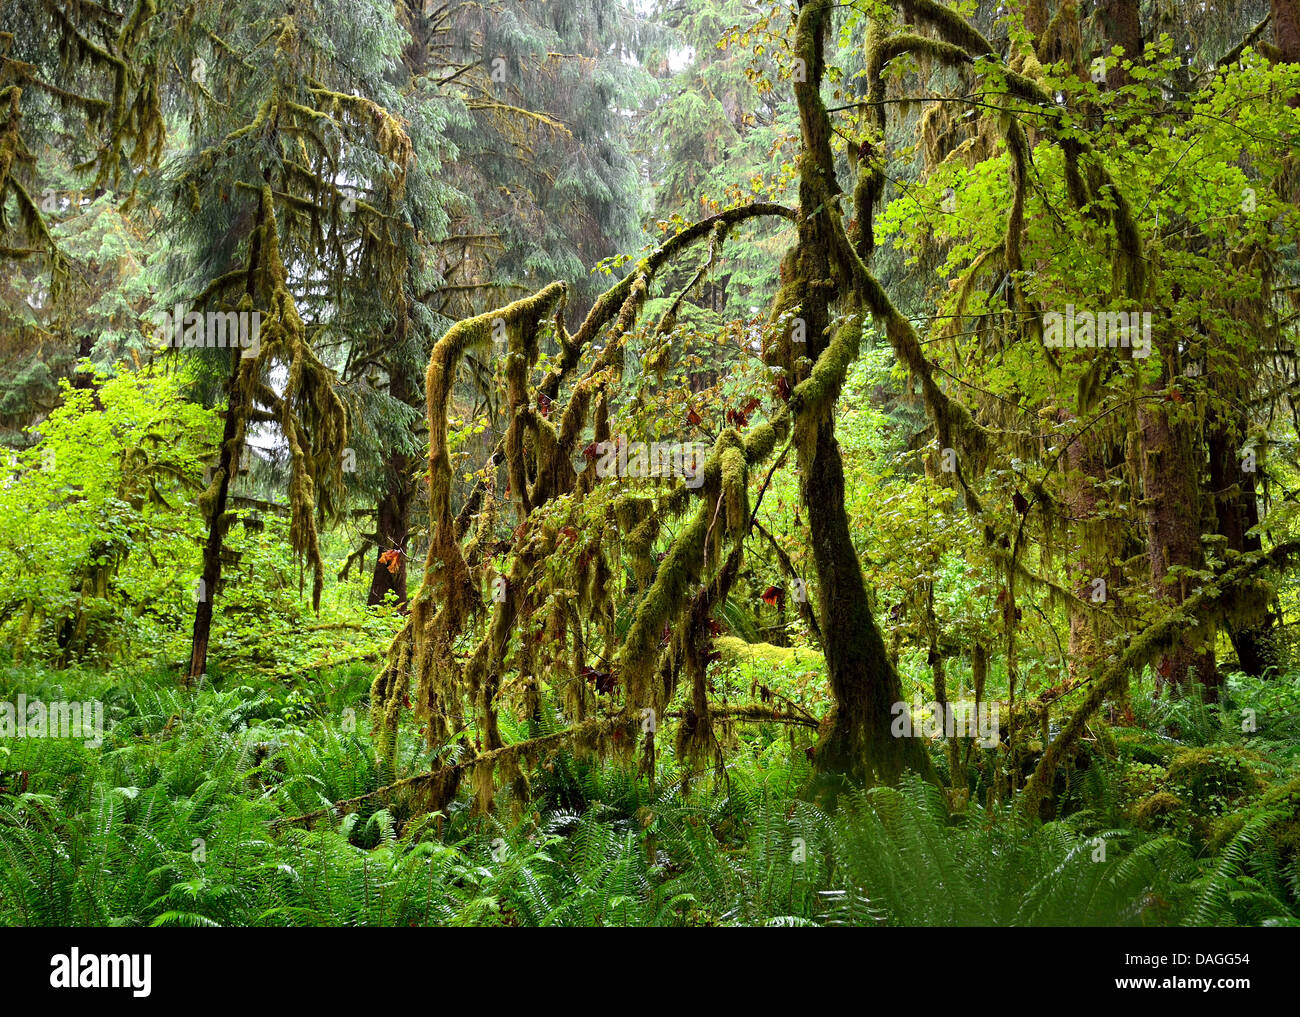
1, 663, 1249, 926
0, 369, 214, 664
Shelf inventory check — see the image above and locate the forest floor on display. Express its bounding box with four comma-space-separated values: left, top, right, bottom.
3, 657, 1299, 926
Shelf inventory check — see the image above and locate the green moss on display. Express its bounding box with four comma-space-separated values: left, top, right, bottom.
1209, 774, 1300, 857
905, 0, 997, 56
1165, 746, 1263, 812
713, 636, 825, 673
1132, 790, 1187, 831
1113, 729, 1177, 766
789, 311, 861, 420
719, 445, 748, 539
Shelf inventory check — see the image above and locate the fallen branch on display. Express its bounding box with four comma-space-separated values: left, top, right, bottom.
668, 705, 821, 729
1021, 541, 1300, 817
274, 714, 629, 827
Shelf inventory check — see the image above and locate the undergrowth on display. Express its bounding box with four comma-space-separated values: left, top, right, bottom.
1, 663, 1297, 927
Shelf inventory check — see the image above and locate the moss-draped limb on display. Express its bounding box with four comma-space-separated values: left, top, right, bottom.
365, 201, 794, 812
617, 418, 784, 715
503, 285, 567, 519
443, 206, 788, 560
369, 281, 569, 753
368, 200, 794, 786
0, 85, 71, 291
3, 0, 168, 277
1021, 541, 1300, 819
278, 714, 638, 828
540, 202, 796, 401
427, 282, 567, 562
401, 213, 788, 795
0, 84, 24, 200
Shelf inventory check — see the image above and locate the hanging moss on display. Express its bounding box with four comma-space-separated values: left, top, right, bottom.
901, 0, 997, 56
1023, 540, 1300, 817
373, 298, 576, 761
361, 201, 799, 814
250, 185, 349, 612
713, 636, 826, 672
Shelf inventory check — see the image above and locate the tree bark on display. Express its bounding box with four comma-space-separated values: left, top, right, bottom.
1137, 399, 1218, 699
366, 367, 414, 608
1274, 0, 1300, 63
187, 347, 244, 685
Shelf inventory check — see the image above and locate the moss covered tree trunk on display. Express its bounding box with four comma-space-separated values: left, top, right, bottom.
188, 347, 245, 685
1208, 411, 1272, 676
1092, 0, 1220, 700
367, 367, 414, 608
803, 385, 930, 784
791, 0, 931, 786
1061, 415, 1126, 689
1138, 399, 1218, 699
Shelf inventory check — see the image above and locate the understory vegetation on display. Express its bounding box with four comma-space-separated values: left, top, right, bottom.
4, 656, 1300, 926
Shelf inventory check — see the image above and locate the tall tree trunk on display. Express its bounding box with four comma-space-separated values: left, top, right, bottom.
1095, 0, 1223, 699
1096, 0, 1141, 87
1138, 398, 1218, 700
804, 397, 931, 783
366, 475, 410, 607
367, 367, 414, 607
188, 185, 268, 685
792, 0, 931, 785
1274, 0, 1300, 63
1062, 418, 1125, 685
187, 347, 244, 685
1208, 410, 1273, 676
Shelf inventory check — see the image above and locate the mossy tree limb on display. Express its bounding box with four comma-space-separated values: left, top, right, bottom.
782, 0, 935, 787
1022, 541, 1300, 819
